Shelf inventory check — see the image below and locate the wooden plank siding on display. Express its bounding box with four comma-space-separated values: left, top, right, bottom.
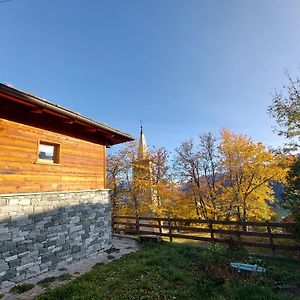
0, 118, 106, 193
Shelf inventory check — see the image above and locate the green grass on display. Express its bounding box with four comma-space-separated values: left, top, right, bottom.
35, 241, 300, 300
57, 274, 73, 281
10, 283, 35, 294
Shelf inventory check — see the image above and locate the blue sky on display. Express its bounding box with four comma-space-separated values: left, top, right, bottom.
1, 0, 300, 154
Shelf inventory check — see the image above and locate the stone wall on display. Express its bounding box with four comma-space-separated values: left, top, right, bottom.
0, 189, 111, 283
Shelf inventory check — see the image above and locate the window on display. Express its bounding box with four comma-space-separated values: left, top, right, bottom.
37, 141, 60, 164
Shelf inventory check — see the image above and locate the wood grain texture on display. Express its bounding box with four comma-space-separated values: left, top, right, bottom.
0, 118, 106, 193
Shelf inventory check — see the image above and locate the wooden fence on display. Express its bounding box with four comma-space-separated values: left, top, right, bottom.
112, 215, 300, 253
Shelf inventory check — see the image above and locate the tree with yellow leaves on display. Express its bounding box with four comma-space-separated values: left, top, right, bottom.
108, 129, 288, 222
107, 142, 176, 216
106, 142, 136, 215
173, 133, 224, 220
219, 129, 288, 221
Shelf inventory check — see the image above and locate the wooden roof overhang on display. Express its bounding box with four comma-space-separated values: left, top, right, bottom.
0, 84, 134, 146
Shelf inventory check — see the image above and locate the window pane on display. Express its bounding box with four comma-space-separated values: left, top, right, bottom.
39, 144, 55, 161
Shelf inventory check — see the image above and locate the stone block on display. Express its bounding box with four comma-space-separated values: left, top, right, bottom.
12, 237, 25, 243
0, 260, 9, 273
20, 199, 31, 206
51, 246, 62, 253
4, 255, 18, 262
0, 233, 11, 242
71, 245, 81, 254
8, 258, 20, 268
12, 274, 26, 282
1, 206, 20, 213
0, 199, 7, 206
16, 262, 34, 272
0, 190, 110, 282
0, 243, 13, 254
4, 268, 16, 280
7, 199, 20, 206
20, 251, 38, 265
0, 227, 9, 234
27, 265, 40, 275
22, 206, 34, 213
70, 216, 80, 223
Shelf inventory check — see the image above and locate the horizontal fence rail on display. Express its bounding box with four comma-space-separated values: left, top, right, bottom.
112, 215, 300, 253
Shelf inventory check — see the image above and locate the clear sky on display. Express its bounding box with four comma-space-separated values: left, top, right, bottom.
1, 0, 300, 154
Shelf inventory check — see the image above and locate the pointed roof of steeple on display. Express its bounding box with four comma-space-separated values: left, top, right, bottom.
137, 125, 148, 160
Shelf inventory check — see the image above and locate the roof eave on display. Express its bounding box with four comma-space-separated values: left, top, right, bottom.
0, 83, 134, 145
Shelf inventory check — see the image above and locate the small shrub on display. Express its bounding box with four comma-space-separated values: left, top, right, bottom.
105, 247, 120, 254
207, 244, 226, 255
247, 256, 265, 266
10, 284, 35, 294
57, 274, 73, 281
37, 276, 57, 287
201, 244, 228, 264
37, 274, 72, 287
0, 293, 4, 299
58, 267, 67, 271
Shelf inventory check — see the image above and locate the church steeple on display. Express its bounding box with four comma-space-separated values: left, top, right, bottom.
137, 125, 148, 160
133, 124, 156, 209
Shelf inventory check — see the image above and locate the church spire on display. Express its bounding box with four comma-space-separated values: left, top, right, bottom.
137, 124, 148, 160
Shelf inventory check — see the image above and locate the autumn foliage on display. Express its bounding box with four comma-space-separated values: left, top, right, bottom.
107, 129, 289, 221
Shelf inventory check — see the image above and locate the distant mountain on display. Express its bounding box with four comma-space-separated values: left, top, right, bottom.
270, 182, 289, 220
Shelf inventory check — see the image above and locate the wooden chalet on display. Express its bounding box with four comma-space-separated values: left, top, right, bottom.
0, 83, 133, 194
0, 83, 133, 283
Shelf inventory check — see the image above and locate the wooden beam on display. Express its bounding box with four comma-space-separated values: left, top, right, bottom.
62, 118, 75, 125
85, 127, 97, 133
30, 107, 44, 114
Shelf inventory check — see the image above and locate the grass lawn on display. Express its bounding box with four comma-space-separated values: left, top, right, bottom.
36, 241, 300, 300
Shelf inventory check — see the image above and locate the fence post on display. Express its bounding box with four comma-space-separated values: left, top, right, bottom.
236, 224, 241, 240
227, 237, 234, 250
168, 217, 173, 242
136, 215, 140, 239
266, 221, 276, 256
157, 219, 162, 235
209, 220, 215, 244
111, 215, 115, 235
